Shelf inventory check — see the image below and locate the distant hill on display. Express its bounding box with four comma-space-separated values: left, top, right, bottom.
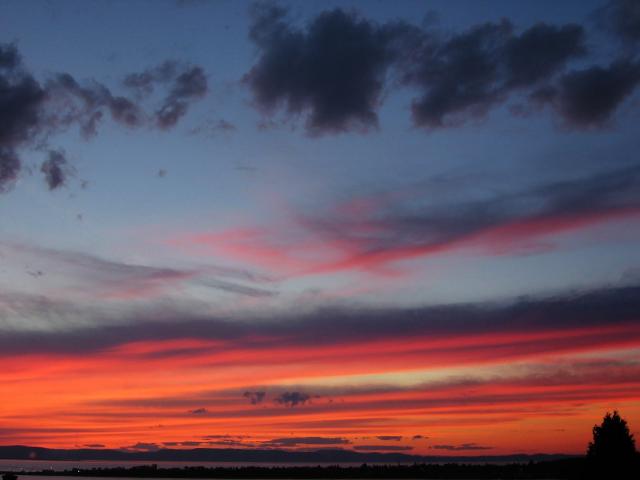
0, 445, 575, 464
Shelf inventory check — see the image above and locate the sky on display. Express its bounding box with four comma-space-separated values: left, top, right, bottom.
0, 0, 639, 456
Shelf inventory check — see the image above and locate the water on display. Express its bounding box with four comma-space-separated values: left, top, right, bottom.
0, 460, 382, 471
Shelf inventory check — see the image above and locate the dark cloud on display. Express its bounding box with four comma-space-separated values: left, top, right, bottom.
376, 435, 402, 441
244, 6, 589, 132
0, 148, 20, 192
264, 437, 350, 447
244, 4, 408, 134
354, 445, 413, 451
243, 391, 266, 405
46, 73, 145, 134
122, 60, 178, 97
0, 44, 47, 189
188, 408, 208, 414
1, 280, 640, 358
430, 443, 493, 451
404, 21, 585, 128
274, 391, 311, 407
0, 43, 210, 194
0, 43, 20, 70
83, 444, 105, 448
40, 149, 70, 190
597, 0, 640, 46
120, 442, 161, 452
412, 435, 426, 440
535, 60, 640, 128
156, 66, 208, 129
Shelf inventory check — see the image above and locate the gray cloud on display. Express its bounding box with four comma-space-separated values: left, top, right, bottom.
244, 4, 409, 134
404, 21, 585, 128
534, 59, 640, 128
354, 445, 413, 451
244, 5, 591, 133
263, 437, 350, 447
156, 66, 208, 129
430, 443, 493, 451
274, 391, 311, 407
596, 0, 640, 46
40, 149, 70, 190
0, 281, 639, 357
1, 241, 275, 301
0, 43, 210, 194
188, 408, 208, 414
243, 391, 266, 405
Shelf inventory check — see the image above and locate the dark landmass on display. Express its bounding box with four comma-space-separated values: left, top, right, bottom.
3, 460, 590, 479
0, 445, 575, 464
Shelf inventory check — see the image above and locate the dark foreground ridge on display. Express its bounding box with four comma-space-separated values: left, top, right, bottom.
0, 445, 573, 464
0, 460, 599, 479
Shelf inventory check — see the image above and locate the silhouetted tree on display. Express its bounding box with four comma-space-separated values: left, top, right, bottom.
584, 411, 638, 479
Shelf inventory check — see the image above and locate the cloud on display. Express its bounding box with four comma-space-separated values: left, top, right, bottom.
0, 44, 210, 194
185, 163, 640, 277
376, 435, 402, 441
0, 148, 20, 192
596, 0, 640, 46
122, 60, 179, 97
243, 391, 266, 405
353, 445, 413, 451
188, 408, 208, 414
40, 149, 70, 190
120, 442, 161, 452
534, 60, 640, 128
274, 391, 311, 407
0, 241, 274, 301
1, 281, 639, 360
83, 444, 105, 448
244, 6, 591, 133
430, 443, 493, 451
263, 437, 350, 447
404, 21, 585, 128
0, 44, 47, 190
244, 4, 409, 134
156, 66, 208, 129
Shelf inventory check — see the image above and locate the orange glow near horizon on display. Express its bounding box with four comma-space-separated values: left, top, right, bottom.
2, 321, 639, 455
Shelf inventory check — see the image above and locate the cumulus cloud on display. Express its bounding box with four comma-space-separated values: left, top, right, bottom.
534, 59, 640, 128
244, 3, 409, 134
156, 65, 208, 129
0, 43, 210, 194
274, 391, 311, 407
596, 0, 640, 46
0, 148, 20, 192
243, 391, 266, 405
244, 5, 595, 133
404, 21, 585, 128
40, 149, 71, 190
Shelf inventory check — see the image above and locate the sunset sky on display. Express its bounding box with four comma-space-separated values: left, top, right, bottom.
1, 0, 640, 456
